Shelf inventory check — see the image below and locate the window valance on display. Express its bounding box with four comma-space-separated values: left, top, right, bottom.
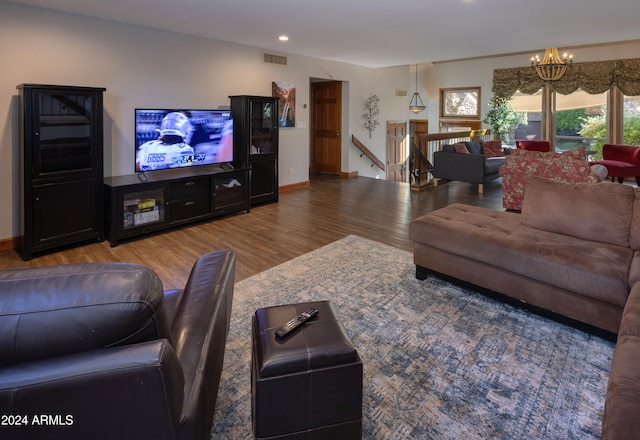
493, 58, 640, 97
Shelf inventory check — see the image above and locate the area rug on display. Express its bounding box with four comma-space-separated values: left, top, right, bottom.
211, 235, 614, 439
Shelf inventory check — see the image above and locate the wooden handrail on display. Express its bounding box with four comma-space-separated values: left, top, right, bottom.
351, 135, 385, 171
421, 129, 489, 142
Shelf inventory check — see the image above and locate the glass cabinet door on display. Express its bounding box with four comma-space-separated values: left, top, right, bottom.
249, 100, 276, 156
36, 92, 94, 175
121, 187, 165, 230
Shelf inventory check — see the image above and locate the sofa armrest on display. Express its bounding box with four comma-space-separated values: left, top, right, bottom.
0, 339, 184, 440
602, 282, 640, 440
432, 151, 487, 184
169, 249, 236, 440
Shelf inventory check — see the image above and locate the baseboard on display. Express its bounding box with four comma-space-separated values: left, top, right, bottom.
340, 171, 358, 179
0, 237, 16, 251
279, 181, 310, 192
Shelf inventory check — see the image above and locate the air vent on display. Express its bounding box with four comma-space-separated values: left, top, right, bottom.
396, 88, 408, 97
263, 52, 288, 66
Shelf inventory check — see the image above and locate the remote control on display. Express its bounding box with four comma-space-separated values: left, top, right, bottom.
275, 308, 319, 338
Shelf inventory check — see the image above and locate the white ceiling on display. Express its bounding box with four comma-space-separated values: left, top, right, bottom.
6, 0, 640, 68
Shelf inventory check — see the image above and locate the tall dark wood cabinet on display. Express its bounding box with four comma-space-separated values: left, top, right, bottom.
229, 95, 279, 205
17, 84, 106, 260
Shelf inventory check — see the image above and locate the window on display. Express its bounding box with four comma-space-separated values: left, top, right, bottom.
508, 90, 542, 147
623, 95, 640, 145
555, 89, 607, 158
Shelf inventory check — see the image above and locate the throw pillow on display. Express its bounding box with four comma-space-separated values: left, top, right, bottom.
509, 146, 587, 161
465, 140, 484, 155
560, 145, 587, 160
482, 140, 505, 158
453, 143, 470, 154
521, 176, 635, 247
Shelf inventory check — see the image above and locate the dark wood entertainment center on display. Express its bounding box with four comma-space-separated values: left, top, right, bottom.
104, 166, 250, 246
17, 87, 279, 256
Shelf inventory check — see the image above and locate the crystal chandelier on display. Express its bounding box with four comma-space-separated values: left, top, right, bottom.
409, 64, 426, 114
531, 48, 573, 81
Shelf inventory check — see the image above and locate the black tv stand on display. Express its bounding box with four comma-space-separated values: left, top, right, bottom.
104, 166, 249, 246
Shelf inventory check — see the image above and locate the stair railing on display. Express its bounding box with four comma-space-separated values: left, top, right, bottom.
351, 135, 385, 171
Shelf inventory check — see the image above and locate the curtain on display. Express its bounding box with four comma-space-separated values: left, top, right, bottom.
493, 58, 640, 97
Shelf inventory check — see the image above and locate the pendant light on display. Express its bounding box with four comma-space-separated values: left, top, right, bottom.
531, 48, 573, 81
409, 64, 426, 114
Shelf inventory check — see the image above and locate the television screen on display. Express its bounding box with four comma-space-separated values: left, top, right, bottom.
135, 109, 233, 172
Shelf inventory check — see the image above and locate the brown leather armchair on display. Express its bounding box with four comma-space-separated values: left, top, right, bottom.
0, 250, 235, 440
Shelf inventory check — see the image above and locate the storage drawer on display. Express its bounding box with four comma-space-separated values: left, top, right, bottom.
168, 196, 211, 221
168, 177, 210, 200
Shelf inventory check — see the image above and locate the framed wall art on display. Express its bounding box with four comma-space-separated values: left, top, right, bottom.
272, 81, 296, 128
439, 87, 481, 119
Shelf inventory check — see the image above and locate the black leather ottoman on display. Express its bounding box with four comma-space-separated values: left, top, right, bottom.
251, 300, 362, 440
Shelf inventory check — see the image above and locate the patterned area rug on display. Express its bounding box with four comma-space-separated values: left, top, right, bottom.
211, 235, 614, 439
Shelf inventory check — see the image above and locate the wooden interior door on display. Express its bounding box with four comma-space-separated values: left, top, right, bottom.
410, 119, 429, 148
386, 121, 407, 182
311, 81, 342, 175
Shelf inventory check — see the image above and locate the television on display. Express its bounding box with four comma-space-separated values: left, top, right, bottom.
135, 109, 233, 172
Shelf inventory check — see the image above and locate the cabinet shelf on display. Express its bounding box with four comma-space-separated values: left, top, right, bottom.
230, 95, 279, 205
105, 167, 249, 246
17, 84, 106, 261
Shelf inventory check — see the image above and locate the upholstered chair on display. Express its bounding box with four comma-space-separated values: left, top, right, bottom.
590, 143, 640, 185
515, 140, 551, 152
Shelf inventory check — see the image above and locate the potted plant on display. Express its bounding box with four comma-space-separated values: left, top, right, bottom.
483, 96, 526, 143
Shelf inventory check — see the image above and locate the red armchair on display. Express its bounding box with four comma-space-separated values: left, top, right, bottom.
590, 144, 640, 185
515, 140, 551, 152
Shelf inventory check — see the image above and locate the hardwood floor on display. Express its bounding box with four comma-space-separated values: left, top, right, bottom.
0, 175, 503, 290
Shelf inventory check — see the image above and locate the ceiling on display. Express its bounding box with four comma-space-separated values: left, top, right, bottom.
6, 0, 640, 68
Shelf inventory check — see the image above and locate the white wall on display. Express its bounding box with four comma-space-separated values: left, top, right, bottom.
0, 2, 410, 241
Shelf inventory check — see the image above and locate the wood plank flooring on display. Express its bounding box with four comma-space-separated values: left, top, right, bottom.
0, 175, 503, 290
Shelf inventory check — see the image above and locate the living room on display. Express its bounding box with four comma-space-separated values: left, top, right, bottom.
2, 1, 640, 439
1, 2, 640, 251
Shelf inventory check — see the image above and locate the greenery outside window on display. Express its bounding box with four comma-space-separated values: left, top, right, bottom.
556, 89, 607, 158
623, 95, 640, 145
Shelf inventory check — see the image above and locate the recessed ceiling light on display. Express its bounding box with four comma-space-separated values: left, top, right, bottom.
279, 35, 289, 42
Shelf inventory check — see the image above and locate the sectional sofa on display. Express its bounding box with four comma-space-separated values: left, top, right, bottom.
409, 177, 640, 439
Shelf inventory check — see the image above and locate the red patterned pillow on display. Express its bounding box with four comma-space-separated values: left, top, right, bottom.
482, 140, 505, 158
508, 145, 587, 161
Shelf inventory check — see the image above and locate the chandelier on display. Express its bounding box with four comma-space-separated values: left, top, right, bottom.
531, 48, 573, 81
409, 64, 426, 114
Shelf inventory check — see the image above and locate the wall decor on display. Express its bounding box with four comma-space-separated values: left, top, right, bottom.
363, 95, 380, 138
272, 81, 296, 128
440, 87, 481, 119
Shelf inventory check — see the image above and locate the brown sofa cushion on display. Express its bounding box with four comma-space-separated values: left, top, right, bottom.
630, 188, 640, 251
521, 177, 635, 247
